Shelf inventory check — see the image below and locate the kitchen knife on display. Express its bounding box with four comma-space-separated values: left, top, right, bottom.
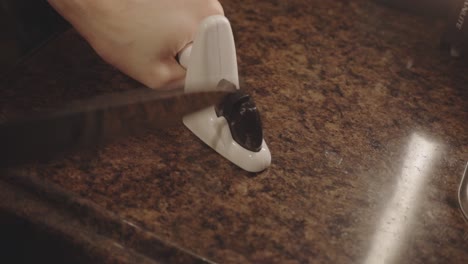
0, 79, 237, 167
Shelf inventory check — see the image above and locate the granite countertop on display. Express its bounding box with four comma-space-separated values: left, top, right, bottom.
1, 0, 467, 263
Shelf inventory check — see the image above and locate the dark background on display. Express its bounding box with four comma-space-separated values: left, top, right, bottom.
0, 0, 69, 74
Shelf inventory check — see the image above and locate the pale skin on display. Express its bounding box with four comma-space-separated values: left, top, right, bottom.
47, 0, 224, 89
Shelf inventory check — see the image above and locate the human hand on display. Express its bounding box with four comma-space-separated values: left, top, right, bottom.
47, 0, 224, 89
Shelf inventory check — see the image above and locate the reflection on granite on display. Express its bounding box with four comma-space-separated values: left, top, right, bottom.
1, 0, 467, 263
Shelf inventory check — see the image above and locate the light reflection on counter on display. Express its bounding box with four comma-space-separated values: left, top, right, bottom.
364, 133, 441, 264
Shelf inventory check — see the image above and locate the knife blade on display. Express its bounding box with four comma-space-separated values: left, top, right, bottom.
0, 79, 237, 167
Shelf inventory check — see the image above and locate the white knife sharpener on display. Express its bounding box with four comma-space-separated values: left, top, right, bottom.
178, 15, 271, 172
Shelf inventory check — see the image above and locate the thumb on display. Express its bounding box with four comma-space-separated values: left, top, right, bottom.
143, 58, 186, 89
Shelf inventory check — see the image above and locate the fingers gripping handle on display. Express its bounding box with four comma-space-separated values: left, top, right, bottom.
178, 15, 239, 92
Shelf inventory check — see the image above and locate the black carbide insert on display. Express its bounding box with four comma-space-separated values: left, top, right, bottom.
215, 90, 263, 152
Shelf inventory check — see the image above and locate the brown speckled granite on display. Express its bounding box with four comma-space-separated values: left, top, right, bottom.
1, 0, 468, 263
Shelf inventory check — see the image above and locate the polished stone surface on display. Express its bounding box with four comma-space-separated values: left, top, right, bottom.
1, 0, 467, 263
